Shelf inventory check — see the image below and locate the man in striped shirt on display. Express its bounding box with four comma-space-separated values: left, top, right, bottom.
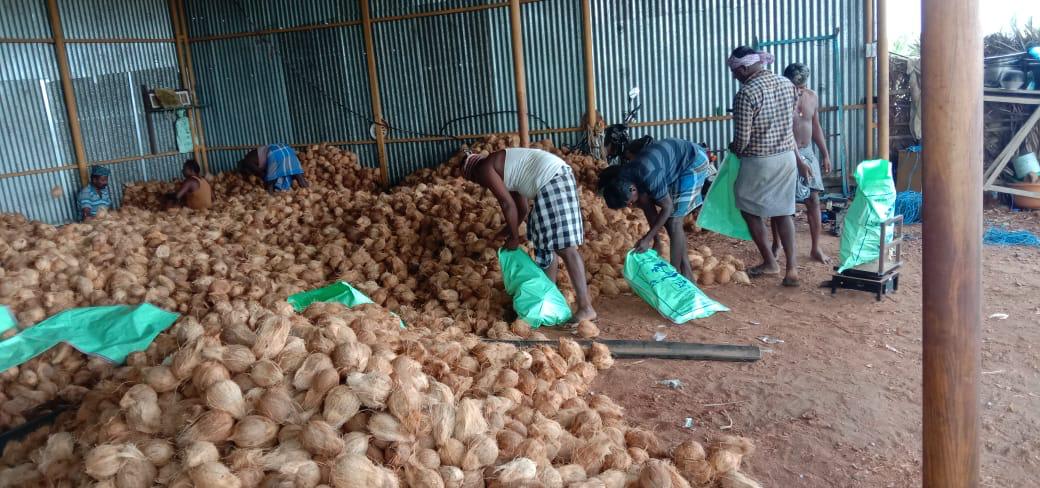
77, 165, 112, 221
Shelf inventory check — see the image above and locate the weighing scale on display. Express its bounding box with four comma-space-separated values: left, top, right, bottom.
830, 215, 904, 300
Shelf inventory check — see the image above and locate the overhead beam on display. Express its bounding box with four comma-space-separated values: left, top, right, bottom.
921, 0, 982, 486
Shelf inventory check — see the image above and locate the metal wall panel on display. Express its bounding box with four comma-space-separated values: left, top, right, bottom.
58, 0, 173, 39
185, 0, 360, 38
0, 43, 74, 173
370, 0, 498, 20
592, 0, 867, 166
0, 0, 51, 39
0, 170, 81, 225
67, 43, 182, 162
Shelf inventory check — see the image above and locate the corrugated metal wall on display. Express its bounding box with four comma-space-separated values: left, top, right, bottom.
0, 0, 190, 224
185, 0, 867, 185
2, 0, 870, 223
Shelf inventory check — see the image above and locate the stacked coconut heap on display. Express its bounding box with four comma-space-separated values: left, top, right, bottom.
0, 299, 762, 487
0, 136, 746, 430
122, 144, 382, 210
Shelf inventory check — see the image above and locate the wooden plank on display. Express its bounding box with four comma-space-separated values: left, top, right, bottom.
983, 184, 1040, 199
360, 0, 389, 186
983, 95, 1040, 105
45, 0, 89, 186
482, 339, 761, 362
983, 105, 1040, 187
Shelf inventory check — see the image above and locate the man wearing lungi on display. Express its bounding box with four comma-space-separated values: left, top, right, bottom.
598, 136, 713, 283
239, 143, 310, 192
727, 46, 812, 287
770, 62, 832, 264
463, 148, 597, 322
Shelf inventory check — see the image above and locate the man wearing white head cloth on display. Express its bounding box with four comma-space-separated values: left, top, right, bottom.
727, 45, 812, 287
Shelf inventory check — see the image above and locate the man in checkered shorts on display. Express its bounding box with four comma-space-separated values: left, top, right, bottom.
464, 148, 597, 322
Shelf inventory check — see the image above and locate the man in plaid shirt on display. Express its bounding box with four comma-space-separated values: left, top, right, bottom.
727, 46, 812, 287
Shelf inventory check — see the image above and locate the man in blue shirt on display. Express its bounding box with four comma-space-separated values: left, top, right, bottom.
77, 165, 112, 220
599, 135, 713, 282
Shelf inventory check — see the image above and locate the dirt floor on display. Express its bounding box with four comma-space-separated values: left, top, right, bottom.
574, 208, 1039, 487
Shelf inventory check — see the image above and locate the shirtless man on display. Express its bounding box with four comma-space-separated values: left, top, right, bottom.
771, 62, 832, 263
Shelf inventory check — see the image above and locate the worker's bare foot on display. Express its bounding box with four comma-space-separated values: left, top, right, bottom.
782, 270, 801, 287
810, 248, 831, 264
748, 263, 781, 277
571, 308, 598, 323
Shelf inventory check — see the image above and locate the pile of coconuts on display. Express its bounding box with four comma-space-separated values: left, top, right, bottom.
0, 136, 747, 445
0, 300, 762, 487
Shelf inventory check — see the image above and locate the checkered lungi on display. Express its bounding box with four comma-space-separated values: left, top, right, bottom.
528, 166, 584, 269
670, 160, 712, 218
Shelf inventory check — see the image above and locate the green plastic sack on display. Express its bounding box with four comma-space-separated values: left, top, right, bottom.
0, 306, 15, 335
696, 153, 751, 240
287, 281, 405, 328
838, 160, 897, 273
498, 248, 572, 328
623, 250, 729, 324
175, 109, 194, 154
0, 303, 179, 371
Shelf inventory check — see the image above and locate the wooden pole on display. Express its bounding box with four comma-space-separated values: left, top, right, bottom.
921, 0, 981, 485
865, 0, 875, 159
168, 0, 202, 168
45, 0, 90, 185
360, 0, 390, 186
508, 0, 530, 147
175, 0, 211, 174
877, 0, 890, 161
580, 0, 597, 131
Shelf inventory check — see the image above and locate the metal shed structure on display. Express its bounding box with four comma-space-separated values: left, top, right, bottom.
1, 0, 878, 224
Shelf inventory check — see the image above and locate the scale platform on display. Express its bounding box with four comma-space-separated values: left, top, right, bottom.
829, 215, 904, 301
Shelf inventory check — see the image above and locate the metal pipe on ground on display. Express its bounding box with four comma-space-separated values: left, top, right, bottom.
921, 0, 982, 486
482, 339, 761, 362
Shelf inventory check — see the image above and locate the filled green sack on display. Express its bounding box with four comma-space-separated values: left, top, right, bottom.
498, 248, 572, 328
0, 303, 179, 371
287, 281, 405, 328
838, 159, 898, 272
696, 153, 751, 240
623, 250, 729, 324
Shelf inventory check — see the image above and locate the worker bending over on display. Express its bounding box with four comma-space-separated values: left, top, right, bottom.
78, 165, 112, 221
728, 46, 810, 287
770, 62, 832, 264
164, 159, 213, 210
463, 148, 597, 322
238, 143, 310, 192
598, 130, 713, 283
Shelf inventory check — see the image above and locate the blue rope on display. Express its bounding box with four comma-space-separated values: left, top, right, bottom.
894, 191, 923, 224
983, 227, 1040, 247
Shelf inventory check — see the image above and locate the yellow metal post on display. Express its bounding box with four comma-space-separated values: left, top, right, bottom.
168, 0, 203, 168
877, 0, 891, 161
508, 0, 530, 147
176, 0, 210, 174
360, 0, 390, 186
45, 0, 90, 185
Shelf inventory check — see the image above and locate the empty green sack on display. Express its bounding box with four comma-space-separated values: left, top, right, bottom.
498, 248, 572, 328
287, 281, 405, 328
623, 250, 729, 324
696, 153, 751, 240
838, 160, 897, 272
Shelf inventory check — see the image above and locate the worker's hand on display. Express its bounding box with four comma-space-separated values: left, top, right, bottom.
821, 155, 832, 174
635, 235, 655, 253
798, 160, 814, 179
504, 234, 521, 250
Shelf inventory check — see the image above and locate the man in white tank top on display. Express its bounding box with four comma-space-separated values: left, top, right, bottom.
463, 148, 597, 322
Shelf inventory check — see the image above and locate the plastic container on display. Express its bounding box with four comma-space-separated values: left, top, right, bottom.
1009, 182, 1040, 209
1013, 152, 1040, 179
